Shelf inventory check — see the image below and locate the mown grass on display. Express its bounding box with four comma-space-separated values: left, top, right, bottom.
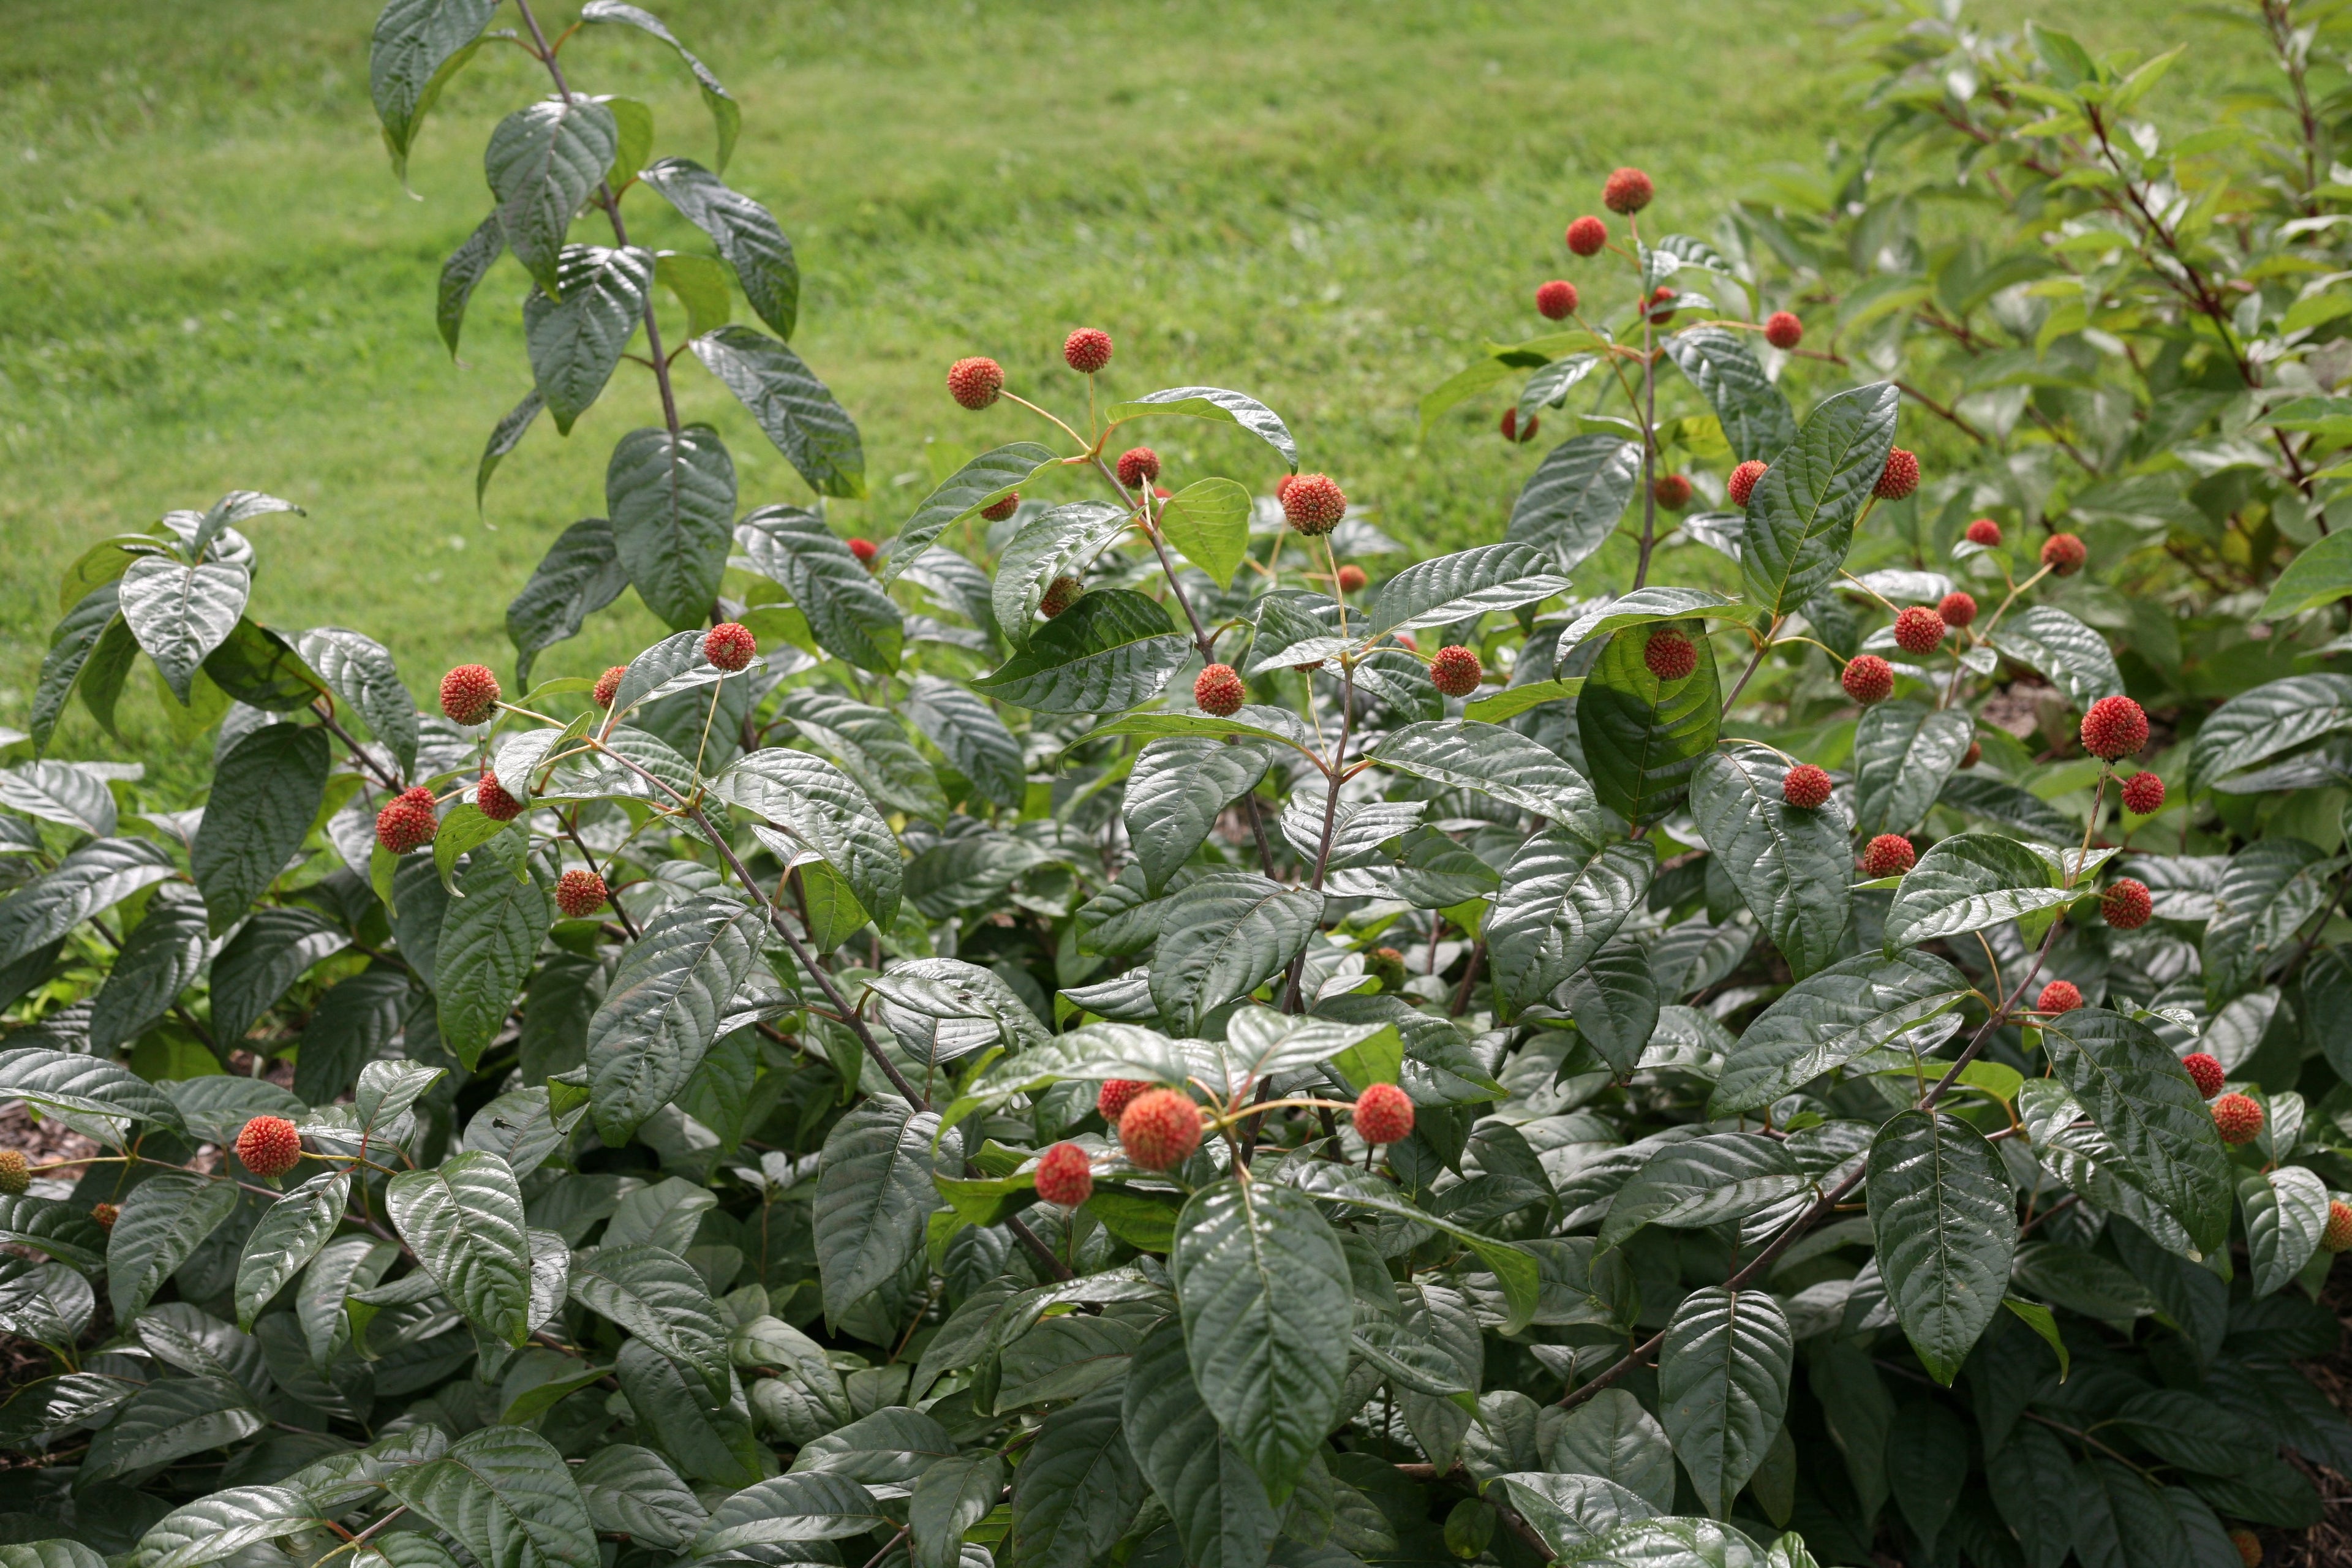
1, 0, 2198, 785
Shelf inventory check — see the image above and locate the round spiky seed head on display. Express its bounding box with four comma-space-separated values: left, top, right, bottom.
1117, 447, 1161, 489
1039, 576, 1084, 619
1862, 834, 1916, 878
2231, 1529, 2263, 1568
1782, 764, 1833, 810
1282, 473, 1348, 535
1536, 280, 1579, 320
555, 869, 608, 920
1644, 627, 1698, 682
439, 664, 500, 726
1566, 214, 1608, 255
1937, 592, 1978, 629
1842, 654, 1894, 706
2041, 532, 2087, 575
1098, 1080, 1148, 1123
235, 1115, 303, 1178
2183, 1052, 2226, 1100
1966, 518, 2004, 548
1195, 663, 1246, 716
92, 1202, 118, 1231
1602, 167, 1654, 214
2213, 1091, 2264, 1146
1763, 311, 1803, 349
1961, 741, 1982, 769
848, 537, 880, 564
593, 665, 627, 709
1499, 407, 1537, 443
375, 787, 439, 856
2325, 1199, 2352, 1252
1033, 1142, 1094, 1208
1118, 1088, 1203, 1170
1894, 606, 1947, 654
1728, 460, 1768, 508
2081, 695, 2149, 761
1354, 1083, 1415, 1145
979, 492, 1020, 522
1063, 328, 1113, 374
1275, 473, 1299, 503
2122, 772, 2165, 816
705, 622, 756, 671
1874, 448, 1920, 501
2101, 878, 2154, 930
948, 356, 1003, 410
1431, 646, 1483, 698
1653, 473, 1693, 511
2036, 979, 2083, 1015
0, 1150, 27, 1196
1645, 286, 1678, 324
476, 769, 523, 823
1338, 565, 1368, 593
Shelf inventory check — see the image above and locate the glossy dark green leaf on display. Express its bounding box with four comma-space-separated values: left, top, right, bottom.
910, 1452, 1006, 1568
992, 502, 1132, 643
1689, 743, 1853, 979
204, 618, 329, 712
81, 1375, 263, 1481
580, 7, 739, 172
1656, 1285, 1794, 1518
1990, 606, 2124, 708
973, 589, 1189, 714
2241, 1164, 2329, 1297
1852, 701, 1973, 840
693, 326, 864, 499
1598, 1133, 1805, 1251
1866, 1110, 2014, 1384
88, 890, 212, 1051
1738, 381, 1899, 617
385, 1151, 535, 1346
1937, 772, 2078, 843
2204, 838, 2337, 1003
1577, 620, 1721, 824
639, 158, 797, 334
1148, 872, 1324, 1033
1123, 736, 1272, 894
1487, 830, 1654, 1016
525, 245, 652, 434
815, 1098, 949, 1322
1882, 831, 2075, 950
1104, 385, 1297, 467
883, 442, 1060, 585
1504, 434, 1644, 573
370, 0, 498, 181
382, 1425, 598, 1568
608, 424, 737, 632
436, 832, 554, 1069
505, 519, 629, 685
299, 627, 419, 777
190, 723, 329, 933
1662, 325, 1798, 461
210, 906, 349, 1054
782, 688, 950, 821
570, 1243, 733, 1400
1709, 949, 1968, 1114
1008, 1381, 1146, 1568
135, 1485, 328, 1568
2039, 1008, 2233, 1256
484, 96, 619, 298
1123, 1318, 1282, 1568
31, 584, 123, 755
574, 1446, 707, 1551
119, 556, 248, 703
714, 750, 902, 929
1368, 720, 1605, 831
437, 210, 503, 356
478, 390, 547, 510
108, 1170, 240, 1318
586, 896, 764, 1145
1368, 543, 1574, 637
737, 505, 903, 673
235, 1170, 351, 1331
2185, 674, 2352, 794
905, 675, 1027, 810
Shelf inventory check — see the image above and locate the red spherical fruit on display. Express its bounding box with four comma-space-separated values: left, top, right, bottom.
1039, 576, 1084, 619
705, 622, 756, 672
1536, 280, 1580, 320
1499, 407, 1537, 443
1874, 448, 1920, 501
1894, 606, 1947, 654
439, 664, 500, 726
1033, 1142, 1094, 1208
1937, 592, 1978, 630
1063, 328, 1113, 375
1602, 166, 1654, 214
1117, 447, 1161, 489
1782, 764, 1833, 810
2080, 695, 2149, 761
2035, 979, 2083, 1015
1337, 564, 1368, 593
1566, 214, 1608, 256
555, 869, 608, 920
2324, 1199, 2352, 1253
1274, 473, 1299, 503
92, 1202, 118, 1231
1431, 646, 1483, 698
1862, 834, 1916, 878
1282, 473, 1348, 535
1643, 627, 1698, 682
1966, 518, 2004, 548
375, 787, 440, 856
2183, 1052, 2225, 1100
2101, 878, 2153, 930
948, 356, 1004, 410
1118, 1088, 1203, 1170
1728, 459, 1768, 508
979, 492, 1020, 522
1961, 741, 1982, 769
1097, 1080, 1148, 1123
2121, 772, 2165, 816
235, 1115, 303, 1178
1842, 654, 1894, 706
2041, 532, 2087, 575
1653, 473, 1693, 511
2231, 1529, 2263, 1568
1195, 663, 1246, 716
1354, 1083, 1415, 1145
848, 537, 880, 564
0, 1150, 24, 1196
476, 769, 522, 823
2213, 1091, 2264, 1146
1645, 286, 1678, 325
593, 665, 627, 709
1763, 311, 1803, 350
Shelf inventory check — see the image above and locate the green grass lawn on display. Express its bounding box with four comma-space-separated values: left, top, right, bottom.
1, 0, 2195, 786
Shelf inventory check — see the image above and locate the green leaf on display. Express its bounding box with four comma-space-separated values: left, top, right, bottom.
190, 723, 329, 933
1504, 435, 1644, 573
484, 95, 619, 298
783, 688, 951, 821
655, 251, 732, 339
615, 1338, 763, 1486
696, 1472, 888, 1552
1662, 326, 1798, 462
2204, 839, 2339, 1003
2039, 1008, 2233, 1256
1689, 744, 1853, 978
883, 442, 1061, 585
525, 245, 652, 434
0, 1045, 181, 1140
1123, 737, 1272, 894
1598, 1133, 1805, 1251
910, 1452, 1007, 1568
505, 519, 628, 685
1577, 620, 1721, 824
1159, 478, 1254, 586
294, 965, 410, 1104
586, 896, 764, 1146
1008, 1381, 1146, 1568
1366, 543, 1573, 638
1866, 1110, 2015, 1384
1544, 1388, 1677, 1512
1739, 381, 1899, 617
737, 505, 904, 673
1559, 935, 1659, 1075
1105, 385, 1298, 467
1463, 677, 1583, 722
1487, 830, 1655, 1016
1709, 949, 1969, 1115
1656, 1285, 1795, 1518
693, 326, 864, 499
205, 619, 329, 712
574, 1445, 707, 1550
81, 1376, 263, 1480
992, 503, 1133, 644
1554, 587, 1758, 655
107, 1172, 238, 1319
369, 0, 498, 181
0, 837, 179, 968
608, 424, 737, 632
2241, 1164, 2330, 1297
478, 390, 546, 511
436, 832, 554, 1069
579, 6, 739, 172
1170, 1177, 1354, 1499
31, 585, 124, 756
88, 890, 213, 1052
299, 627, 419, 777
1852, 701, 1974, 840
972, 589, 1189, 714
0, 758, 118, 836
1148, 872, 1325, 1033
119, 556, 249, 704
436, 211, 503, 357
2186, 674, 2352, 794
1990, 606, 2124, 708
382, 1425, 598, 1568
1368, 720, 1604, 829
815, 1098, 951, 1323
639, 158, 797, 335
1122, 1318, 1282, 1568
235, 1170, 351, 1330
1882, 831, 2078, 949
1885, 1401, 1967, 1556
713, 750, 902, 927
570, 1243, 733, 1400
1937, 772, 2079, 843
385, 1150, 535, 1346
905, 675, 1027, 810
2261, 530, 2352, 618
0, 1195, 109, 1271
137, 1485, 326, 1568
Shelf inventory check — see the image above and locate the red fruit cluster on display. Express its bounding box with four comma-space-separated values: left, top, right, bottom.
1033, 1142, 1094, 1207
0, 1150, 24, 1196
1763, 311, 1803, 349
1966, 518, 2004, 548
2080, 695, 2149, 761
1602, 167, 1654, 214
2101, 878, 2153, 930
476, 769, 523, 823
1118, 1088, 1203, 1170
2324, 1199, 2352, 1253
2035, 979, 2082, 1015
1894, 606, 1946, 654
1195, 664, 1245, 716
92, 1202, 118, 1231
2231, 1529, 2262, 1568
2183, 1052, 2225, 1100
1937, 592, 1978, 630
1728, 460, 1767, 508
593, 665, 627, 709
706, 622, 756, 671
1039, 576, 1084, 619
1063, 328, 1113, 374
555, 869, 608, 919
948, 356, 1003, 410
1874, 448, 1920, 501
375, 787, 440, 856
2041, 533, 2086, 575
1960, 741, 1981, 769
1782, 764, 1833, 810
1653, 474, 1692, 511
440, 664, 500, 726
848, 537, 880, 564
1117, 447, 1161, 489
1283, 474, 1348, 535
2213, 1091, 2264, 1146
1566, 215, 1608, 256
1431, 646, 1483, 698
1337, 564, 1368, 593
2121, 772, 2165, 815
1645, 287, 1678, 324
979, 492, 1020, 522
1536, 280, 1579, 320
235, 1115, 303, 1178
1842, 654, 1894, 706
1643, 627, 1698, 682
1500, 407, 1537, 443
1354, 1084, 1415, 1145
1862, 834, 1915, 878
1098, 1080, 1148, 1123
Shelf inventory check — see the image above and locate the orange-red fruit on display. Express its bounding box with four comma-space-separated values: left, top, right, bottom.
1195, 663, 1246, 716
1354, 1083, 1415, 1145
1842, 655, 1894, 706
1500, 407, 1537, 443
1653, 473, 1693, 511
979, 493, 1020, 522
1763, 311, 1803, 349
1644, 627, 1698, 682
1966, 518, 2003, 548
593, 665, 627, 709
1098, 1079, 1148, 1123
555, 869, 608, 919
1894, 606, 1946, 654
1536, 280, 1579, 320
2324, 1199, 2352, 1252
375, 787, 440, 856
1874, 448, 1920, 501
2122, 772, 2165, 815
1063, 328, 1113, 374
1283, 474, 1348, 535
2041, 532, 2087, 575
0, 1150, 25, 1196
2231, 1529, 2263, 1568
705, 622, 756, 671
2183, 1052, 2225, 1100
948, 356, 1004, 410
1728, 460, 1768, 508
1118, 1088, 1204, 1170
848, 537, 880, 564
235, 1115, 303, 1178
476, 769, 523, 822
1645, 287, 1677, 325
2101, 878, 2153, 930
439, 664, 500, 726
1937, 592, 1978, 629
1961, 742, 1981, 769
1039, 576, 1084, 619
2213, 1091, 2264, 1146
1117, 447, 1161, 488
1782, 764, 1833, 810
92, 1202, 118, 1231
1033, 1142, 1094, 1208
2080, 695, 2149, 761
1566, 215, 1609, 256
1862, 834, 1915, 878
1337, 565, 1368, 593
1431, 646, 1483, 698
1603, 167, 1654, 214
2036, 979, 2082, 1015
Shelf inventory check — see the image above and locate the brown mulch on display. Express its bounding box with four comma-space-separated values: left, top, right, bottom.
0, 1101, 100, 1174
